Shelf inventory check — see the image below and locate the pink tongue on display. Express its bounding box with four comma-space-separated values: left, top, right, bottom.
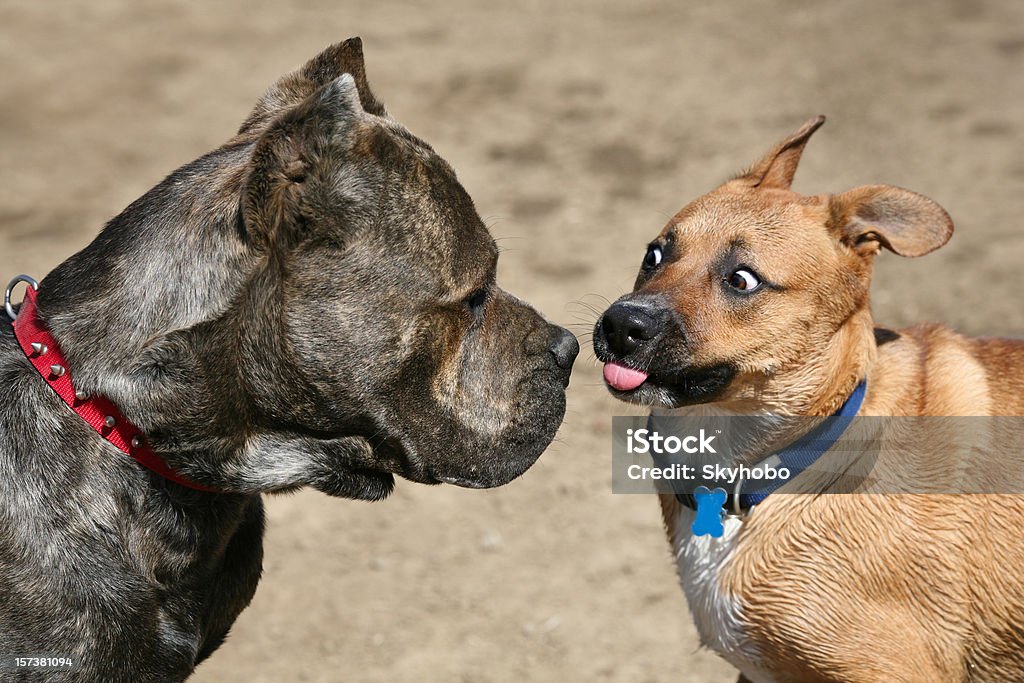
603, 362, 649, 391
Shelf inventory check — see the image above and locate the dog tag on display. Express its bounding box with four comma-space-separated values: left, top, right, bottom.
691, 486, 727, 538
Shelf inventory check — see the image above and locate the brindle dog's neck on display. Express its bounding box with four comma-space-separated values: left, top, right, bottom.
0, 320, 265, 675
32, 142, 271, 453
37, 141, 258, 396
2, 141, 279, 672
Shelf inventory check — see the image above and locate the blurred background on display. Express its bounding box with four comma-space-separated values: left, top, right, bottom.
1, 1, 1022, 681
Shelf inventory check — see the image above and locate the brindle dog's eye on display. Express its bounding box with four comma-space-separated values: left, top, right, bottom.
643, 245, 663, 271
465, 287, 489, 312
727, 269, 761, 292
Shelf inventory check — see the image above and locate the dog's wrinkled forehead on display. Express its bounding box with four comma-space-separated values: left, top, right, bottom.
658, 114, 829, 259
237, 39, 497, 294
668, 188, 822, 251
647, 185, 840, 296
349, 119, 497, 291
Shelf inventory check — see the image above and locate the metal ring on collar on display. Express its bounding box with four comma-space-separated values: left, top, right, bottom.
4, 275, 39, 322
727, 477, 746, 518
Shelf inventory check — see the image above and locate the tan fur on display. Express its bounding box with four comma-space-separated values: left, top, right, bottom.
631, 119, 1024, 681
710, 329, 1024, 682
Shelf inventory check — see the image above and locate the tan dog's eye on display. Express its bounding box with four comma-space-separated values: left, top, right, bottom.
642, 245, 663, 271
728, 269, 761, 292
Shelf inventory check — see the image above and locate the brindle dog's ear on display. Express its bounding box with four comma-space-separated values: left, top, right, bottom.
240, 37, 385, 134
241, 74, 364, 249
740, 115, 826, 190
828, 184, 954, 257
301, 38, 385, 116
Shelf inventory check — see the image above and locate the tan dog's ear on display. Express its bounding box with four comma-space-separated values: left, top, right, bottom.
741, 115, 826, 190
828, 185, 954, 257
240, 37, 385, 134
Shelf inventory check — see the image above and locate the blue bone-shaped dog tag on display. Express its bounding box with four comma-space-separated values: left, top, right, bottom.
691, 486, 728, 538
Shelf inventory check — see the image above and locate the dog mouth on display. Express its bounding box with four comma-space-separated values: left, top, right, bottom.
593, 306, 736, 408
438, 475, 495, 489
368, 371, 568, 489
603, 362, 649, 391
430, 445, 548, 489
600, 359, 736, 408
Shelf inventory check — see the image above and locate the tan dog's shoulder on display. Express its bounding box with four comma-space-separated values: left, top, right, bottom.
968, 334, 1024, 415
867, 323, 1024, 417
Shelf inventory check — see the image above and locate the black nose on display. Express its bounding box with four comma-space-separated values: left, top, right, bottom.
549, 328, 580, 370
600, 303, 662, 356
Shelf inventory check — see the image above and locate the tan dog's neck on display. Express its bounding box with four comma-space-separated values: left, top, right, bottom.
715, 307, 878, 418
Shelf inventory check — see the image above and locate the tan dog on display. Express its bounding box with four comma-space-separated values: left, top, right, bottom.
594, 117, 1024, 682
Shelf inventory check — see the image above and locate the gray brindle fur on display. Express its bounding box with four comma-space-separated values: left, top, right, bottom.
0, 38, 578, 681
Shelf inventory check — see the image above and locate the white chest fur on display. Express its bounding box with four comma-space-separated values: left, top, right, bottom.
671, 506, 777, 683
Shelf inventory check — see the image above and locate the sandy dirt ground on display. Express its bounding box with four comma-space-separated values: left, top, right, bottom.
1, 1, 1022, 681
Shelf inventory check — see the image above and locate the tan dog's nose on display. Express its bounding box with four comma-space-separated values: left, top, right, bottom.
600, 303, 662, 356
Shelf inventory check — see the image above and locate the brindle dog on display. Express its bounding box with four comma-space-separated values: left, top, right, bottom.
0, 39, 577, 681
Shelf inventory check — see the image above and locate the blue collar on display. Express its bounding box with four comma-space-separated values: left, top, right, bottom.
738, 381, 866, 508
678, 381, 867, 514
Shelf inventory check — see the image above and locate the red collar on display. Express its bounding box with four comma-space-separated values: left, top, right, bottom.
10, 281, 215, 492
